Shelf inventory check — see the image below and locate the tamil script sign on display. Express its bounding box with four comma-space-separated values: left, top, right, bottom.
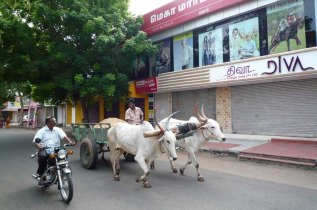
135, 77, 158, 93
210, 50, 317, 82
142, 0, 252, 36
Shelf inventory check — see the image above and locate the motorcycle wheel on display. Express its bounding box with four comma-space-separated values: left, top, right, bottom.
59, 172, 73, 203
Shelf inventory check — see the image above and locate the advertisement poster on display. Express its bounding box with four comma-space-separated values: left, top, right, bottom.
149, 39, 172, 77
198, 28, 223, 66
267, 0, 306, 54
129, 55, 148, 81
229, 17, 260, 61
135, 77, 158, 94
173, 31, 194, 71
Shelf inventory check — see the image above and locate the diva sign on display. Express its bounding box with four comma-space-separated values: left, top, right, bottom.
210, 50, 317, 83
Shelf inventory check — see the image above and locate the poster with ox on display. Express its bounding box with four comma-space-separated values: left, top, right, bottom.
267, 0, 306, 54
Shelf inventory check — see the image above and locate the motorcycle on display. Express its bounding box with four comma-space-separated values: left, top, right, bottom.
23, 115, 33, 126
31, 143, 74, 203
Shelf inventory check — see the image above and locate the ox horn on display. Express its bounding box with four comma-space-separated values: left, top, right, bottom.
165, 111, 180, 131
201, 103, 208, 120
195, 102, 207, 123
143, 130, 162, 138
154, 105, 165, 133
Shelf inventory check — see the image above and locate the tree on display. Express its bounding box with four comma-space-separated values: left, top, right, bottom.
0, 82, 16, 112
0, 1, 39, 123
0, 0, 40, 84
25, 0, 157, 122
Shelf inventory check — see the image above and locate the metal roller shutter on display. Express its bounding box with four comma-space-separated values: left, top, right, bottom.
232, 79, 317, 137
154, 93, 169, 122
172, 88, 216, 121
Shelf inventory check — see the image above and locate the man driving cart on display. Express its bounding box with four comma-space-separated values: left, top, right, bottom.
124, 98, 144, 161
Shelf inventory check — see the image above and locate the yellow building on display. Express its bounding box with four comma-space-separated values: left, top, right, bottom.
66, 82, 149, 125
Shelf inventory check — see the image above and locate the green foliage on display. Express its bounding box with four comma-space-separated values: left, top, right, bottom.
0, 82, 16, 109
0, 0, 157, 121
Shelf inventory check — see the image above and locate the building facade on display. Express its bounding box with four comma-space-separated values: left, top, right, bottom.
137, 0, 317, 137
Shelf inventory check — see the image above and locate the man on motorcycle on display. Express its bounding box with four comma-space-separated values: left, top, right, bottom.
33, 116, 75, 187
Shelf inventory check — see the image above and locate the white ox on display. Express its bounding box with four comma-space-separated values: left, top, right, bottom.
153, 103, 226, 182
107, 106, 179, 188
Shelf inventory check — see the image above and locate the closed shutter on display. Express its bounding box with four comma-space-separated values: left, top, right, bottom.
232, 79, 317, 137
154, 93, 170, 122
172, 88, 216, 121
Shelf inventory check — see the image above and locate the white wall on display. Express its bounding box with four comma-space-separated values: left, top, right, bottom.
57, 106, 66, 126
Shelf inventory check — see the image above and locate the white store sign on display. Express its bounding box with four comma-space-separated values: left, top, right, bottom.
210, 50, 317, 83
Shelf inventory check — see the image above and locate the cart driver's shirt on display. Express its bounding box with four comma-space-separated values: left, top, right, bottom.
33, 126, 66, 148
125, 107, 143, 125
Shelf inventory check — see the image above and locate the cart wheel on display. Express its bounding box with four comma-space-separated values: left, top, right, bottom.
80, 138, 98, 169
123, 152, 135, 162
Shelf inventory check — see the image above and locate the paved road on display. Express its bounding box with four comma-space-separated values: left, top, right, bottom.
1, 128, 317, 210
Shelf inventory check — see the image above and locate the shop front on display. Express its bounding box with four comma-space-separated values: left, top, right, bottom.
141, 0, 317, 137
155, 47, 317, 137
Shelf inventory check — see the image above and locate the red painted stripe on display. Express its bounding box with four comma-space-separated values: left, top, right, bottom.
238, 154, 316, 166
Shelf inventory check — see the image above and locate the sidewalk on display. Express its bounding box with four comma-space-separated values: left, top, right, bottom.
202, 133, 317, 167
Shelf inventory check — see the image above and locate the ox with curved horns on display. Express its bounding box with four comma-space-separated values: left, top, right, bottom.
152, 103, 226, 182
107, 106, 179, 188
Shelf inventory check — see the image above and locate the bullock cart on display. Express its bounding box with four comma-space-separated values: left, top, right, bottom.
71, 123, 111, 169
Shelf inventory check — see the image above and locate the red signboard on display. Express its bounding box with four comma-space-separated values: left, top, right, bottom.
141, 0, 252, 36
135, 77, 158, 94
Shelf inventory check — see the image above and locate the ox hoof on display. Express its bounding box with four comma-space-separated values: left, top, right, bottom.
198, 177, 205, 182
180, 168, 184, 175
114, 176, 120, 181
143, 182, 151, 188
172, 168, 178, 173
150, 165, 155, 170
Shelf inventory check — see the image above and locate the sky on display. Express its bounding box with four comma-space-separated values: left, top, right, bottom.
129, 0, 174, 15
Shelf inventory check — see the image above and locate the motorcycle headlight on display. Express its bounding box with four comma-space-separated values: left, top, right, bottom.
58, 150, 67, 159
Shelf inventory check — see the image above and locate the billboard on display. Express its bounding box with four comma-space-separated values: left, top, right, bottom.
149, 39, 172, 77
129, 55, 149, 81
267, 0, 306, 54
229, 17, 260, 61
135, 77, 158, 94
198, 28, 223, 66
173, 31, 194, 71
141, 0, 252, 35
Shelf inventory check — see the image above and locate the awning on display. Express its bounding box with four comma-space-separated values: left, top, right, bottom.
1, 108, 19, 112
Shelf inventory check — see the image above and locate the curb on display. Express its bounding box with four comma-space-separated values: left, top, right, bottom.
200, 147, 239, 156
